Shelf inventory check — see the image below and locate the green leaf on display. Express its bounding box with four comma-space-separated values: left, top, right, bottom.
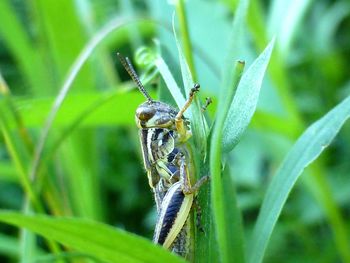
0, 211, 185, 263
248, 94, 350, 263
222, 38, 275, 152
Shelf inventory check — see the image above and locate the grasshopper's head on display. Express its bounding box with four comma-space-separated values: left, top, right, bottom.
116, 53, 186, 130
135, 101, 178, 129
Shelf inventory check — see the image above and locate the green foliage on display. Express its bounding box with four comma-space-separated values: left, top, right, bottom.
0, 0, 350, 263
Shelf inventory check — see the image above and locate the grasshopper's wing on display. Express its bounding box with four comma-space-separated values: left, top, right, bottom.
153, 181, 194, 248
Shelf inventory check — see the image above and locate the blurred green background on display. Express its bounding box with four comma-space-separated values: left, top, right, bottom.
0, 0, 350, 262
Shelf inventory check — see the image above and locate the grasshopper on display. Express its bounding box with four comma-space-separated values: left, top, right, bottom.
117, 53, 208, 260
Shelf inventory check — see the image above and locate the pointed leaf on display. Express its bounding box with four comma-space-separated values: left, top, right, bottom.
222, 38, 275, 152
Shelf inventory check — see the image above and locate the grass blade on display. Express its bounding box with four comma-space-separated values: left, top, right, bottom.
14, 91, 142, 129
248, 94, 350, 263
221, 0, 249, 98
174, 0, 197, 81
0, 211, 185, 263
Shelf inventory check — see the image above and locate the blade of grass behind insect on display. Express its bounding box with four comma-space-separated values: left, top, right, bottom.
0, 76, 62, 261
44, 91, 145, 162
314, 2, 350, 52
14, 91, 142, 128
173, 19, 208, 156
220, 0, 249, 104
33, 0, 94, 89
174, 0, 197, 81
268, 0, 312, 56
33, 0, 102, 220
0, 79, 41, 211
154, 56, 186, 108
246, 1, 302, 132
0, 1, 52, 94
120, 0, 143, 50
0, 211, 186, 263
248, 94, 350, 263
222, 38, 275, 152
30, 16, 133, 205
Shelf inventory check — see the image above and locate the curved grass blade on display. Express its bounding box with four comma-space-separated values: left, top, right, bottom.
154, 56, 186, 108
222, 38, 275, 152
0, 211, 185, 263
221, 0, 249, 99
14, 91, 142, 129
248, 94, 350, 263
30, 16, 133, 183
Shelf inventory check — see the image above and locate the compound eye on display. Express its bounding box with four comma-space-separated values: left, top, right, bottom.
136, 106, 155, 121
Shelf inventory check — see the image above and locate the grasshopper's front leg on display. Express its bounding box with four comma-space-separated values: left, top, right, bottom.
175, 84, 200, 143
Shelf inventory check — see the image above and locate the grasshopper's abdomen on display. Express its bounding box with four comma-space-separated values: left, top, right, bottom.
153, 181, 194, 256
154, 184, 184, 245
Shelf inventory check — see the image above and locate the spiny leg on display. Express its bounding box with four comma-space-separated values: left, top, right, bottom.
176, 84, 200, 120
175, 84, 200, 142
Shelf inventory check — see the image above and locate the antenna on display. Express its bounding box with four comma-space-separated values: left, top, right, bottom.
117, 52, 153, 102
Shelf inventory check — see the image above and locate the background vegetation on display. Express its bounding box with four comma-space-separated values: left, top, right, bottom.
0, 0, 349, 262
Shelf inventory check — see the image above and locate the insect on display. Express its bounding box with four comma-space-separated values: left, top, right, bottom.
117, 53, 208, 260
